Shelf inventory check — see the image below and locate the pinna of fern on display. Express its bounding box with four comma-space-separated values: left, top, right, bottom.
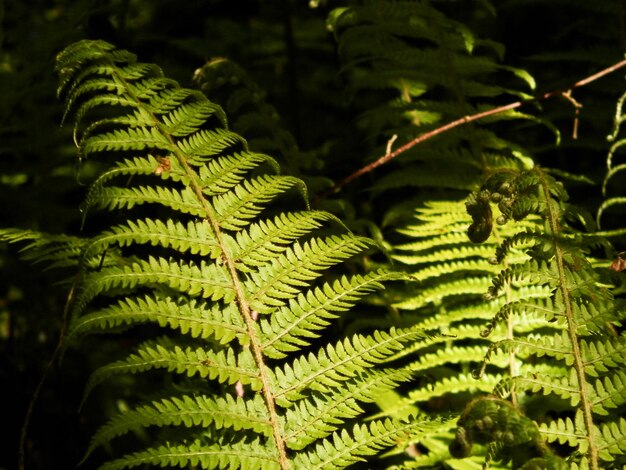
52, 39, 441, 469
468, 166, 626, 469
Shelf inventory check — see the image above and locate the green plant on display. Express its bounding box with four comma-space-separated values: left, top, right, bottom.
323, 3, 550, 468
3, 1, 626, 470
468, 167, 626, 469
49, 38, 445, 470
320, 2, 626, 469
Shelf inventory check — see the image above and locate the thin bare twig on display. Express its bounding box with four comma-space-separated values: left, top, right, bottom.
321, 58, 626, 197
385, 134, 398, 155
560, 90, 583, 139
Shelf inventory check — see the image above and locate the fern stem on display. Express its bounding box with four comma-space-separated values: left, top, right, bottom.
537, 168, 599, 470
493, 223, 518, 405
180, 158, 290, 469
589, 227, 626, 238
505, 287, 518, 407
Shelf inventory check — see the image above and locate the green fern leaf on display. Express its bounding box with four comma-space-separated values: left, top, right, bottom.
469, 167, 626, 468
230, 211, 336, 269
0, 228, 87, 269
292, 418, 440, 470
284, 369, 413, 450
69, 295, 246, 344
596, 418, 626, 460
272, 327, 431, 407
99, 437, 280, 470
83, 218, 221, 260
81, 337, 262, 405
260, 270, 404, 359
52, 39, 437, 469
86, 393, 272, 460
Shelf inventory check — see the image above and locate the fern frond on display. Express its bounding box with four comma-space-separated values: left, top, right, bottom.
326, 7, 547, 462
212, 174, 307, 231
176, 128, 248, 162
72, 256, 235, 315
538, 416, 581, 448
272, 327, 431, 406
231, 211, 335, 269
596, 418, 626, 461
469, 166, 626, 468
588, 371, 626, 415
246, 234, 372, 312
83, 218, 221, 260
283, 369, 413, 450
55, 39, 435, 469
394, 277, 494, 310
0, 228, 88, 269
409, 345, 508, 373
582, 337, 626, 377
373, 195, 546, 468
405, 373, 503, 404
83, 184, 207, 216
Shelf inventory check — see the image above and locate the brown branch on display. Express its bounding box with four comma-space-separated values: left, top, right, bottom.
321, 57, 626, 198
561, 90, 583, 139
